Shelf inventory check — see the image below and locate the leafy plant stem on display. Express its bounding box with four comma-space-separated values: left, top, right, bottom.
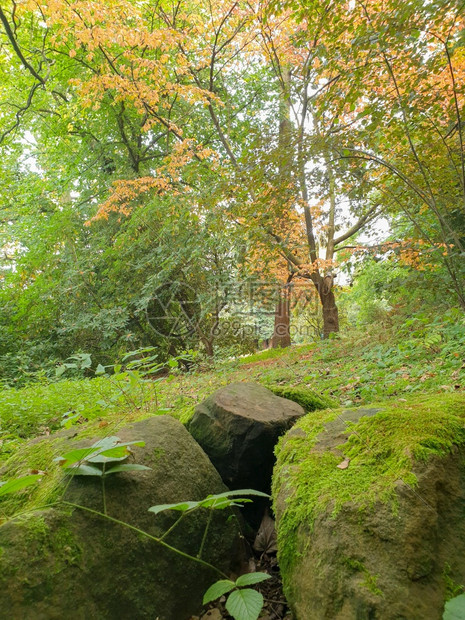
198, 508, 213, 559
102, 463, 107, 515
159, 512, 186, 542
61, 501, 230, 578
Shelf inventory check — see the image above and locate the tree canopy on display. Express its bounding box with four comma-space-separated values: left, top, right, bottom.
1, 0, 464, 378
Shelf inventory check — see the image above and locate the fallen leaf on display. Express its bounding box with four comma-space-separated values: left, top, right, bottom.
253, 510, 277, 554
337, 458, 350, 470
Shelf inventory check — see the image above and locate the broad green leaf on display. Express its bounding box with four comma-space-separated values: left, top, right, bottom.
443, 594, 465, 620
90, 436, 121, 451
235, 572, 271, 587
201, 497, 252, 509
87, 438, 145, 463
199, 489, 269, 509
199, 496, 241, 509
148, 501, 200, 514
69, 353, 92, 369
122, 347, 157, 361
225, 588, 264, 620
0, 474, 42, 497
105, 464, 151, 474
54, 447, 98, 468
203, 579, 235, 604
67, 464, 103, 476
60, 412, 81, 429
87, 445, 132, 463
55, 365, 67, 377
206, 489, 270, 499
95, 364, 106, 375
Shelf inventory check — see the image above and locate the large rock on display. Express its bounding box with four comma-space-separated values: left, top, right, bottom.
188, 382, 306, 494
0, 416, 244, 620
273, 395, 465, 620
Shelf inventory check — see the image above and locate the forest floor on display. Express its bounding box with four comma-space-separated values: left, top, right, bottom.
195, 550, 292, 620
1, 316, 464, 458
1, 316, 465, 618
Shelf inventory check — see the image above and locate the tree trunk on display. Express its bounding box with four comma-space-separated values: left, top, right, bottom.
201, 337, 214, 357
271, 67, 293, 349
319, 287, 339, 338
312, 274, 339, 338
271, 284, 291, 348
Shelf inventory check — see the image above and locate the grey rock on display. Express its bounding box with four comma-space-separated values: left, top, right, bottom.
0, 416, 244, 620
188, 382, 305, 493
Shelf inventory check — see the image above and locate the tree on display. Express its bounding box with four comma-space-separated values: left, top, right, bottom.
4, 0, 459, 359
288, 0, 465, 309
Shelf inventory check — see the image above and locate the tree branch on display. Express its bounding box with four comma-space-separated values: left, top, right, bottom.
333, 204, 379, 246
0, 6, 45, 84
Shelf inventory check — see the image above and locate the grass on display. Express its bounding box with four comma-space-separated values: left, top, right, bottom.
1, 317, 465, 459
1, 316, 465, 519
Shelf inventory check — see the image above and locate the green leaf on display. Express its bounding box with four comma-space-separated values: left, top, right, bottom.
198, 489, 269, 510
209, 489, 270, 499
95, 364, 106, 375
225, 588, 264, 620
87, 445, 132, 463
55, 365, 67, 377
66, 464, 103, 476
105, 464, 151, 474
199, 496, 246, 510
148, 500, 200, 514
235, 572, 271, 587
90, 436, 121, 451
54, 447, 98, 468
203, 579, 236, 604
0, 474, 42, 497
122, 346, 157, 361
60, 412, 81, 429
56, 438, 146, 469
87, 438, 145, 463
443, 594, 465, 620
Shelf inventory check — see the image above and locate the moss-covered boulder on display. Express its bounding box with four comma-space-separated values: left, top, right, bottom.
273, 394, 465, 620
267, 385, 334, 412
0, 416, 245, 619
188, 382, 305, 494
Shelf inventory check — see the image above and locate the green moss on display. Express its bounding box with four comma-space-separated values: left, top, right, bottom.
272, 393, 465, 582
361, 572, 383, 597
0, 510, 82, 605
267, 385, 335, 411
341, 557, 383, 596
149, 447, 166, 468
50, 524, 82, 567
443, 563, 465, 600
343, 557, 366, 572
